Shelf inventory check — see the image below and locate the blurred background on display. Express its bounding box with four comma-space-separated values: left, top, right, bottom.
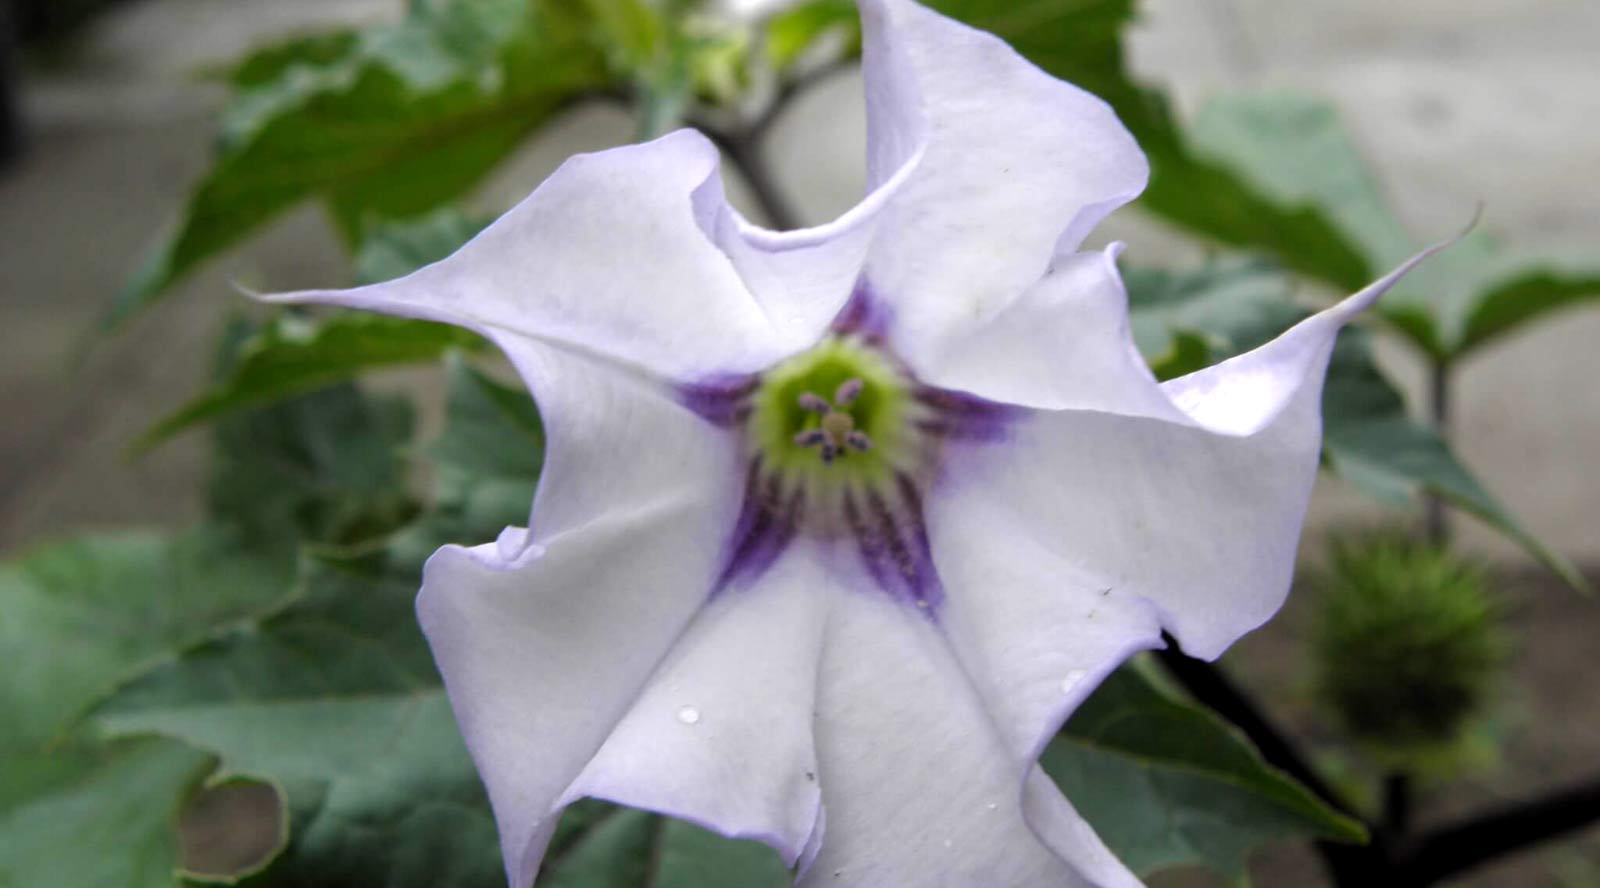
1, 0, 1597, 885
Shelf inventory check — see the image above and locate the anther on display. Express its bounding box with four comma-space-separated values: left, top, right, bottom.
798, 392, 830, 414
834, 378, 864, 407
847, 430, 873, 452
794, 429, 826, 447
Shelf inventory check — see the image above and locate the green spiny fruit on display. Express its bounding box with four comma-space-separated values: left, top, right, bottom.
1312, 531, 1506, 757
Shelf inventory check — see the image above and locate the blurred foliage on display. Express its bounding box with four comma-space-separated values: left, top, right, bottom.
1311, 533, 1506, 764
1190, 92, 1600, 363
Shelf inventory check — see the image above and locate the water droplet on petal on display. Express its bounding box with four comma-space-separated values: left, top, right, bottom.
941, 838, 954, 849
1059, 669, 1087, 695
676, 705, 701, 725
986, 802, 999, 812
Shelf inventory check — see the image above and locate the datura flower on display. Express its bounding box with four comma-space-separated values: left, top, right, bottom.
267, 1, 1437, 885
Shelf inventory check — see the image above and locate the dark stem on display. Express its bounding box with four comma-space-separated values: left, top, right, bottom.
1156, 644, 1349, 813
1153, 646, 1384, 882
706, 125, 803, 231
1382, 772, 1413, 845
1422, 359, 1452, 545
1402, 773, 1600, 884
0, 0, 22, 168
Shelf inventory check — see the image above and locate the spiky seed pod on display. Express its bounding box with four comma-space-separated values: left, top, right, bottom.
1312, 531, 1506, 756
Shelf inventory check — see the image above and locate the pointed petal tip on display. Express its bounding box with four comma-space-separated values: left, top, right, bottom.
1336, 208, 1482, 321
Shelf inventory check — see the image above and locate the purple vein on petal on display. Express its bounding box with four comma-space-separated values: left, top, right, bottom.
714, 458, 803, 594
830, 279, 892, 344
914, 385, 1020, 442
678, 374, 758, 427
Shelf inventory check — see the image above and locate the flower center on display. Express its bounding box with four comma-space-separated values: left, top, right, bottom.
681, 321, 1018, 611
747, 336, 911, 485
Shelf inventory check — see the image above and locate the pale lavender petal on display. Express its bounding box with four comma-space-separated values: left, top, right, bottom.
260, 130, 841, 381
857, 0, 1149, 372
798, 588, 1134, 888
559, 543, 834, 864
415, 348, 744, 888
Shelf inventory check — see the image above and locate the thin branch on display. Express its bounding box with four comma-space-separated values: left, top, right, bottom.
1155, 644, 1351, 814
1402, 773, 1600, 884
693, 120, 803, 231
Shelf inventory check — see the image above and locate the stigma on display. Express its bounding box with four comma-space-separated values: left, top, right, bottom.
793, 378, 875, 464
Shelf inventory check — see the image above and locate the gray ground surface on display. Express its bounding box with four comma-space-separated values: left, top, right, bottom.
2, 0, 1596, 885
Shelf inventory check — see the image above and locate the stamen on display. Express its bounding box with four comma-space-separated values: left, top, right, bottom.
798, 392, 831, 414
846, 430, 873, 452
834, 377, 864, 407
794, 429, 826, 447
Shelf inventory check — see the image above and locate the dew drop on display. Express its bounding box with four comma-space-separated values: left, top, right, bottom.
986, 802, 999, 812
1059, 669, 1088, 695
676, 705, 701, 725
941, 838, 954, 849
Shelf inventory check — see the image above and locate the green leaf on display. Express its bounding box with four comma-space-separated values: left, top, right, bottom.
1123, 260, 1582, 586
0, 530, 294, 755
0, 735, 217, 888
207, 382, 419, 548
96, 547, 504, 888
1459, 264, 1600, 355
1319, 329, 1587, 590
537, 807, 792, 888
112, 0, 611, 326
1188, 92, 1413, 274
764, 0, 859, 74
137, 314, 481, 451
1045, 665, 1365, 879
353, 207, 492, 285
930, 0, 1374, 292
1184, 91, 1600, 361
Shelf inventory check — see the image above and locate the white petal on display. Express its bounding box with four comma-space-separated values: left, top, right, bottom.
916, 245, 1182, 419
417, 348, 744, 888
262, 129, 851, 380
920, 245, 1450, 665
690, 152, 917, 348
560, 542, 833, 864
857, 0, 1149, 370
927, 486, 1167, 761
800, 588, 1134, 888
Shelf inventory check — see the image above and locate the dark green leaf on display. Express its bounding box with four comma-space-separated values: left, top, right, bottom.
1459, 265, 1600, 355
538, 807, 792, 888
0, 735, 217, 888
96, 547, 503, 888
0, 530, 294, 755
354, 207, 492, 285
224, 30, 362, 89
1045, 665, 1365, 879
112, 0, 611, 326
137, 314, 481, 451
1320, 329, 1586, 590
207, 383, 419, 548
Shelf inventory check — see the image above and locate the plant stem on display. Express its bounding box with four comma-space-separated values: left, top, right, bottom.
1422, 358, 1452, 545
707, 125, 802, 231
1382, 772, 1413, 845
1402, 773, 1600, 884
